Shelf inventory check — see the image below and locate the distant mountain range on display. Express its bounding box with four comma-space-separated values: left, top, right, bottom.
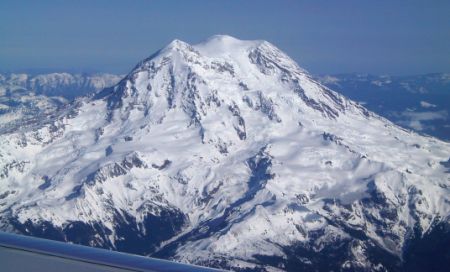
0, 73, 122, 132
0, 36, 449, 271
315, 73, 450, 141
0, 72, 123, 98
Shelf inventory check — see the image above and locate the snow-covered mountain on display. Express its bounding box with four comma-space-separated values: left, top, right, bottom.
0, 35, 449, 271
0, 73, 122, 132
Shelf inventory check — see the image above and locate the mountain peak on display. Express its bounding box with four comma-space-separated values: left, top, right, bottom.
193, 35, 263, 58
101, 34, 355, 122
202, 34, 252, 45
161, 39, 194, 53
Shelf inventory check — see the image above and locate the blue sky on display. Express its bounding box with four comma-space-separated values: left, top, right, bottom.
0, 0, 449, 75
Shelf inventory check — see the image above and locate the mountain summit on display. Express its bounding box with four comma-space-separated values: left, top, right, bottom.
1, 36, 449, 271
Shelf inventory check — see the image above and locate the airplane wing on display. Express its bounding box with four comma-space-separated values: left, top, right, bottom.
0, 231, 223, 272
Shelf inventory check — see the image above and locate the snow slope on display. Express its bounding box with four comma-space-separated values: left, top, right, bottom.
0, 35, 449, 271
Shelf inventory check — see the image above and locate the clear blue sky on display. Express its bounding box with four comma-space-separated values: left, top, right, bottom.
1, 0, 449, 75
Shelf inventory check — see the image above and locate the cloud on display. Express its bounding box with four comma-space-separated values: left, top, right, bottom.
319, 75, 340, 85
398, 110, 448, 131
401, 110, 447, 121
404, 120, 425, 131
400, 83, 428, 94
420, 101, 437, 108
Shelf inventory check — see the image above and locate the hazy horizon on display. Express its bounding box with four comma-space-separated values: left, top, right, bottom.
1, 67, 449, 77
1, 0, 449, 76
